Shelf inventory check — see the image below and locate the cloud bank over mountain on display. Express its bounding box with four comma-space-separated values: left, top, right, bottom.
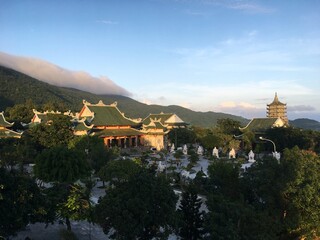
0, 52, 131, 96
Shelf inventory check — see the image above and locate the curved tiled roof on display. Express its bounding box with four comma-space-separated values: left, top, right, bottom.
0, 128, 22, 138
240, 118, 283, 133
87, 105, 140, 126
0, 112, 14, 127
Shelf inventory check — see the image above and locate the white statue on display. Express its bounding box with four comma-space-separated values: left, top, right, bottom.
157, 161, 166, 172
170, 144, 175, 153
273, 151, 281, 163
248, 150, 255, 163
197, 146, 204, 155
229, 148, 236, 159
212, 147, 219, 158
183, 144, 188, 155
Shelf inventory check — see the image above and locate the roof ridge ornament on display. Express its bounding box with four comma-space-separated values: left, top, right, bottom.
110, 101, 117, 107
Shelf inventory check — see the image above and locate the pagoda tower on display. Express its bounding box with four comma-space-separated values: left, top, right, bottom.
267, 93, 288, 124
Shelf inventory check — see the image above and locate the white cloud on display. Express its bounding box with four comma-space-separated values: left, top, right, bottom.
200, 0, 275, 13
96, 20, 118, 25
0, 52, 130, 96
288, 105, 316, 112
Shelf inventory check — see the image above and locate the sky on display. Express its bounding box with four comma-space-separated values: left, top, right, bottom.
0, 0, 320, 121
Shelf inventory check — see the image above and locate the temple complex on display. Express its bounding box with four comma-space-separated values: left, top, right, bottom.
267, 92, 288, 124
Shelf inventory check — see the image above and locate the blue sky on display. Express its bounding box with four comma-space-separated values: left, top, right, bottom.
1, 0, 320, 120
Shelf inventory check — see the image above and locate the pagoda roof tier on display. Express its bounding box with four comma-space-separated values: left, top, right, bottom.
80, 100, 141, 127
0, 112, 14, 127
267, 92, 286, 106
93, 128, 143, 137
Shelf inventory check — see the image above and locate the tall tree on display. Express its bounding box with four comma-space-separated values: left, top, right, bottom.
95, 169, 177, 239
178, 184, 204, 240
34, 146, 91, 230
0, 169, 48, 238
98, 159, 141, 186
280, 147, 320, 239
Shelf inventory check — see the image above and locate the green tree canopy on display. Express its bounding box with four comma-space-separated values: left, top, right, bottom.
34, 146, 90, 183
97, 159, 141, 186
178, 184, 204, 240
29, 114, 74, 149
5, 99, 36, 123
69, 135, 114, 173
0, 169, 48, 237
95, 169, 177, 239
280, 147, 320, 239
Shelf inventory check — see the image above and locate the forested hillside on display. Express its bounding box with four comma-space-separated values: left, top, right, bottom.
0, 65, 248, 127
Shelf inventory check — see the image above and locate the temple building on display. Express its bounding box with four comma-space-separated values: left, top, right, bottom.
141, 113, 187, 150
267, 92, 288, 124
77, 100, 142, 148
239, 117, 286, 135
0, 112, 22, 138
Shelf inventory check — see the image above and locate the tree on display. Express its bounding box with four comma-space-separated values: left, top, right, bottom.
69, 135, 114, 174
168, 128, 196, 147
216, 118, 242, 136
0, 169, 48, 237
34, 146, 91, 230
95, 169, 177, 239
265, 127, 315, 152
280, 147, 320, 239
34, 146, 90, 183
98, 159, 141, 186
41, 101, 68, 112
29, 114, 74, 149
5, 99, 36, 123
178, 184, 204, 240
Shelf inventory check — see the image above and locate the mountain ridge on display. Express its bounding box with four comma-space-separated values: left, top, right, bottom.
0, 65, 248, 127
1, 65, 319, 130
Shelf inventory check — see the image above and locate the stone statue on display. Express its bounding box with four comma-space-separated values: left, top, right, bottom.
197, 146, 204, 155
170, 144, 175, 153
273, 151, 281, 163
212, 147, 219, 158
183, 144, 188, 155
248, 150, 255, 163
229, 148, 236, 159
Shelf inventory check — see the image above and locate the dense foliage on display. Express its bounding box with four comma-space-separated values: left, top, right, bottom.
95, 168, 177, 239
0, 169, 48, 237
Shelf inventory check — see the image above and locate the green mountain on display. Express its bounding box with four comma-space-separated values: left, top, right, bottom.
290, 118, 320, 131
0, 65, 247, 127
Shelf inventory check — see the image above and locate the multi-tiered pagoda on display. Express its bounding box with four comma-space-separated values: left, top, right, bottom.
267, 93, 288, 125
